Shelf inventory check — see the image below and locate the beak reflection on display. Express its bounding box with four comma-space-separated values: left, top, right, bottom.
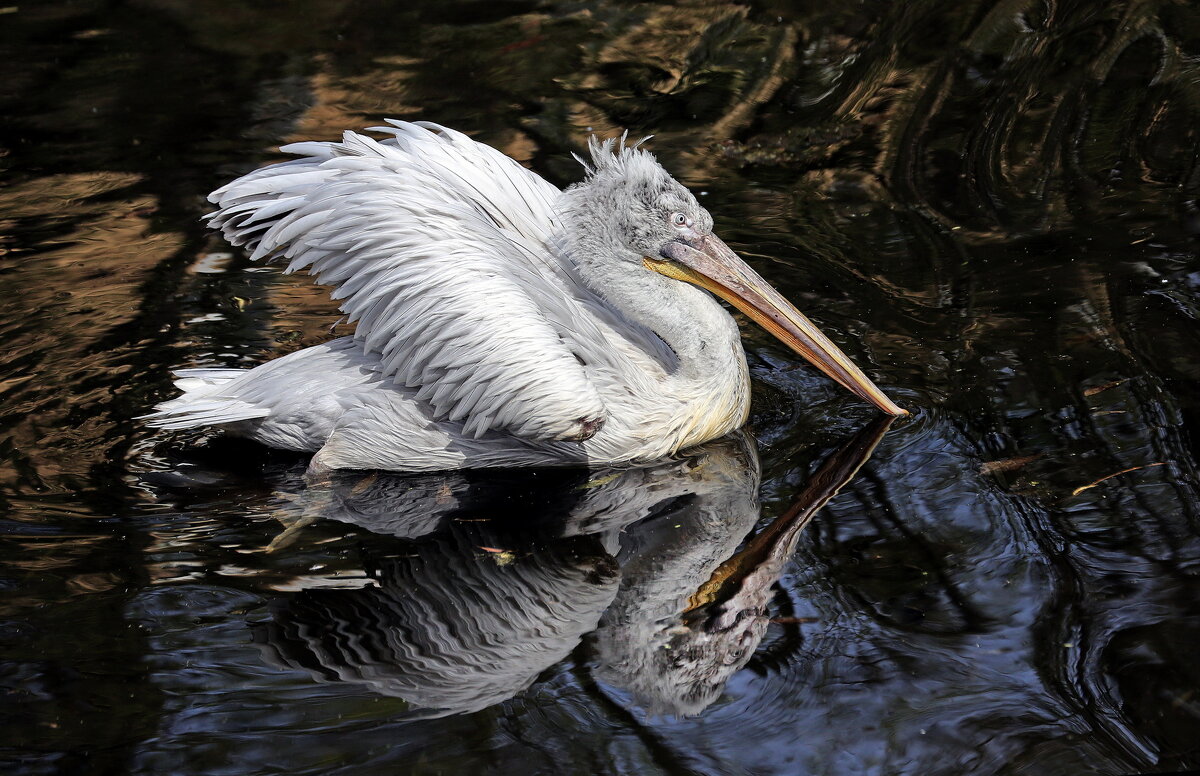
646, 235, 906, 417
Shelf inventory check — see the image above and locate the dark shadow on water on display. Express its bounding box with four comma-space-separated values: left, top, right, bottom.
2, 1, 1200, 774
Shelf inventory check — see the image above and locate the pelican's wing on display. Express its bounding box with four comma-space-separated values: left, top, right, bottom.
207, 121, 606, 441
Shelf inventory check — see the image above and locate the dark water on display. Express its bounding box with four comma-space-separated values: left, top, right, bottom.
2, 1, 1199, 774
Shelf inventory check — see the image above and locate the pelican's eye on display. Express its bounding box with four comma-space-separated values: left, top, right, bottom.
671, 212, 689, 228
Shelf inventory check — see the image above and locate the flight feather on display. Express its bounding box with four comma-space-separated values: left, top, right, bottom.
206, 121, 607, 441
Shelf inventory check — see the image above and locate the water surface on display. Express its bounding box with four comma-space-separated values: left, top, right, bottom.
2, 1, 1199, 774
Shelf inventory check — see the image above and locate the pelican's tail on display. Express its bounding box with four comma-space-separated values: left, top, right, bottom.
142, 368, 270, 430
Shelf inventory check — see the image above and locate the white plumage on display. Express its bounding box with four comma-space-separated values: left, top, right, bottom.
146, 121, 903, 472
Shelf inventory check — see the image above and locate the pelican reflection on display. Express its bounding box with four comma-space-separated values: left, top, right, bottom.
258, 419, 891, 718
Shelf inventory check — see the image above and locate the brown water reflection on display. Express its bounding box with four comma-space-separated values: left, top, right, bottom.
1, 1, 1198, 774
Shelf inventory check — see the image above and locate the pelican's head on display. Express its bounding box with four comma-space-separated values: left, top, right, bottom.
562, 135, 905, 417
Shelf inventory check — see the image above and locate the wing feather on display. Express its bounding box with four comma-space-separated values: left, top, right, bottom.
208, 121, 607, 441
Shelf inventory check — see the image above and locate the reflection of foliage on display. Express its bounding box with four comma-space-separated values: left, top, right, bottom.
731, 0, 1200, 234
1, 1, 1199, 773
563, 4, 792, 130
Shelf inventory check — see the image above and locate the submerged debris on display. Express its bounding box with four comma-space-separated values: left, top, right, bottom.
479, 547, 516, 566
980, 454, 1042, 476
1071, 463, 1166, 497
1084, 379, 1128, 397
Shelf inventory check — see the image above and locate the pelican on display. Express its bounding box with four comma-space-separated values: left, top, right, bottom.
146, 121, 903, 472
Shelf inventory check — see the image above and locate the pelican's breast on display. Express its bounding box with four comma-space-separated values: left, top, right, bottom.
671, 344, 751, 452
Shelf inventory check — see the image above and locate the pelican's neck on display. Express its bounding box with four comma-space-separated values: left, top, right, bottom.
629, 274, 746, 387
573, 247, 739, 372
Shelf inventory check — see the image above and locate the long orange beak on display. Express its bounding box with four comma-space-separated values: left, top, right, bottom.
646, 234, 906, 416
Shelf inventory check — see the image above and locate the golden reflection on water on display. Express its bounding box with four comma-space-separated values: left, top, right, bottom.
0, 173, 180, 489
1, 0, 1198, 773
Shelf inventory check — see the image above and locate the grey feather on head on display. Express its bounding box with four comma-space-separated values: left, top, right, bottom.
560, 132, 713, 263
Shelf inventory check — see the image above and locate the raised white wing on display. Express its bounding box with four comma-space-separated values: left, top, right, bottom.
207, 121, 607, 441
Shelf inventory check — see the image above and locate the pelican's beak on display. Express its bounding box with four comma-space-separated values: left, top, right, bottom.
646, 235, 907, 416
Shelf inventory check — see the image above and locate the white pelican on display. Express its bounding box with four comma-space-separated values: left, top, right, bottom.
146, 121, 904, 472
